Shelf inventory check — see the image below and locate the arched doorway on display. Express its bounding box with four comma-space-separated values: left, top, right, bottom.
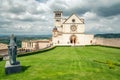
70, 35, 77, 44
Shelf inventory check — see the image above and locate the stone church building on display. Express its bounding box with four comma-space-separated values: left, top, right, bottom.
52, 11, 94, 46
21, 11, 94, 50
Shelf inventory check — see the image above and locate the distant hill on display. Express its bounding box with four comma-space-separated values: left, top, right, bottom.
95, 33, 120, 38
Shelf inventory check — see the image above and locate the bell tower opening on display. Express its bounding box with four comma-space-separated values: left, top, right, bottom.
54, 10, 62, 18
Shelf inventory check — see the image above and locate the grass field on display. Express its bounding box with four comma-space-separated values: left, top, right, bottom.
0, 46, 120, 80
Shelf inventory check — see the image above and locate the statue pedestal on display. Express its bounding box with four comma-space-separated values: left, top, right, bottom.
5, 61, 21, 74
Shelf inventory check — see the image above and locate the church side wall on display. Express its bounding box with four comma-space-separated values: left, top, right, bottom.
52, 36, 63, 45
77, 34, 94, 45
94, 38, 120, 47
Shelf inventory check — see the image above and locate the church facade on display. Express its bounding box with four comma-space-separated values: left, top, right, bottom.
52, 11, 94, 46
21, 11, 94, 50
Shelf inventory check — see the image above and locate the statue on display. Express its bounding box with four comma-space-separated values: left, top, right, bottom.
5, 34, 21, 74
8, 34, 18, 65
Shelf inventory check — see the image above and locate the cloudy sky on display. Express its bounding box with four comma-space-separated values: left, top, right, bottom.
0, 0, 120, 35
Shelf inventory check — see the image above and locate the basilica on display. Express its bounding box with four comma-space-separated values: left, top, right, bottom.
52, 11, 94, 46
22, 11, 94, 50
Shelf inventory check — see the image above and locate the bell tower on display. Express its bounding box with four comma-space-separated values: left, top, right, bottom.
54, 10, 63, 27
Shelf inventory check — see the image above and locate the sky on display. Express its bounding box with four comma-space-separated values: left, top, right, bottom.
0, 0, 120, 35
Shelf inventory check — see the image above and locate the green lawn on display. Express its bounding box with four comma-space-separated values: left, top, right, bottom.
0, 46, 120, 80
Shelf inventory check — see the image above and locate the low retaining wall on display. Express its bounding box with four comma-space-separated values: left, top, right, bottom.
94, 38, 120, 47
17, 45, 56, 57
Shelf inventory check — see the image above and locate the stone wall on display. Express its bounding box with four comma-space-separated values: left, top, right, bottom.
22, 39, 51, 50
0, 43, 8, 50
94, 38, 120, 47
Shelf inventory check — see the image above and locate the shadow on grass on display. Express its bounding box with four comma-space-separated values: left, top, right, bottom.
21, 66, 31, 72
0, 57, 3, 61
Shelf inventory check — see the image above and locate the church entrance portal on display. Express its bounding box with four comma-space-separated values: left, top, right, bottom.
70, 35, 77, 44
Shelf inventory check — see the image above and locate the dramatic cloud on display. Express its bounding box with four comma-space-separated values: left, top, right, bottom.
0, 0, 120, 35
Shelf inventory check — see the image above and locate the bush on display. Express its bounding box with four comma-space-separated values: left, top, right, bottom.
106, 60, 115, 69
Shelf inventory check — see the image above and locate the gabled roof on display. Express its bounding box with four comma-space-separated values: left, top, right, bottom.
63, 14, 84, 24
